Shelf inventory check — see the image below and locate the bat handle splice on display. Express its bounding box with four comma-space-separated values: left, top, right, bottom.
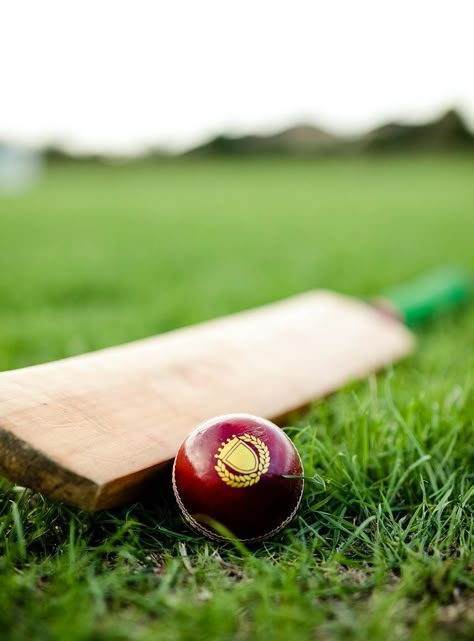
375, 265, 472, 327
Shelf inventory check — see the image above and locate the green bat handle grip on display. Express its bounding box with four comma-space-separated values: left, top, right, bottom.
381, 266, 472, 327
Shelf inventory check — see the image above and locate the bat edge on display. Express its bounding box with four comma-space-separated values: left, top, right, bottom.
0, 423, 101, 510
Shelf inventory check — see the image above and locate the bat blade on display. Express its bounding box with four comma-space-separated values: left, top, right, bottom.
0, 291, 413, 509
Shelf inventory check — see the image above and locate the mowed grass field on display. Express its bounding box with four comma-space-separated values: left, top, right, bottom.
0, 155, 473, 641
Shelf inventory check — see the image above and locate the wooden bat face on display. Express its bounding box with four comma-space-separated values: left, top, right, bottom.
0, 291, 413, 510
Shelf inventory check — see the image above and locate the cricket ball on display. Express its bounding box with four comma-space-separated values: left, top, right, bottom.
172, 414, 304, 542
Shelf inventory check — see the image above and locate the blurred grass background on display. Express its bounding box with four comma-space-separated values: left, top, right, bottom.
1, 154, 473, 370
0, 153, 473, 641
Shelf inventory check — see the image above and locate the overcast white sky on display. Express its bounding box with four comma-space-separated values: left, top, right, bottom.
1, 0, 473, 153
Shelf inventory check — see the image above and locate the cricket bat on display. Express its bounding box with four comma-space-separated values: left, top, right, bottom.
0, 267, 469, 510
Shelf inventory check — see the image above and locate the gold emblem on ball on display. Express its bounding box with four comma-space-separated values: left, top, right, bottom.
214, 433, 270, 488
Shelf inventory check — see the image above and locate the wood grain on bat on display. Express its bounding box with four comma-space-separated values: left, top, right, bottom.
0, 291, 414, 509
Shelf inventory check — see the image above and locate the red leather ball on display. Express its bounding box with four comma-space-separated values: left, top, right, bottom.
172, 414, 304, 542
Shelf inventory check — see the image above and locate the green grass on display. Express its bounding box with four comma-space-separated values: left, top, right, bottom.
0, 154, 473, 641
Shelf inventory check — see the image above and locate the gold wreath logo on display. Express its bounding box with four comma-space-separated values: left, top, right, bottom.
214, 433, 270, 488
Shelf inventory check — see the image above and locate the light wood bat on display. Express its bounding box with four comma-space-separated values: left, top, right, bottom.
0, 267, 468, 510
